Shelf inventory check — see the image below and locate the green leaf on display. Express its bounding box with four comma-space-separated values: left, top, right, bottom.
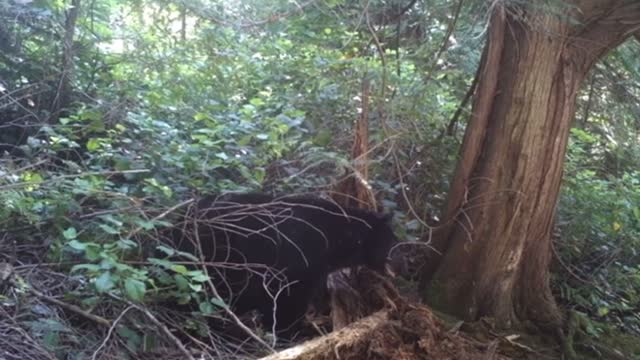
172, 265, 189, 274
86, 138, 100, 151
153, 220, 174, 229
177, 294, 191, 305
100, 214, 124, 227
249, 97, 265, 107
199, 301, 215, 315
117, 326, 142, 351
174, 250, 199, 261
211, 297, 228, 309
155, 245, 176, 256
254, 167, 265, 183
161, 185, 173, 198
95, 272, 115, 292
117, 239, 138, 249
597, 307, 609, 317
215, 152, 228, 160
124, 278, 146, 302
134, 219, 155, 230
149, 258, 175, 269
187, 271, 209, 282
313, 129, 332, 146
174, 275, 189, 291
85, 246, 101, 261
67, 239, 86, 250
154, 269, 174, 285
238, 135, 252, 146
42, 330, 60, 350
81, 296, 100, 308
63, 227, 77, 240
193, 112, 208, 121
71, 263, 101, 272
99, 223, 120, 235
22, 171, 43, 183
99, 258, 116, 270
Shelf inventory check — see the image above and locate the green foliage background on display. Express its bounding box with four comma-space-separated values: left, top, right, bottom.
1, 0, 640, 355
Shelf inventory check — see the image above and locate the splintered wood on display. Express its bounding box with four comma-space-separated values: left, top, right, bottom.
260, 306, 507, 360
260, 312, 388, 360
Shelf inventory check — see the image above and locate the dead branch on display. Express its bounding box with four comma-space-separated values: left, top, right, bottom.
14, 275, 112, 327
110, 295, 196, 360
258, 311, 388, 360
191, 213, 277, 353
90, 305, 135, 360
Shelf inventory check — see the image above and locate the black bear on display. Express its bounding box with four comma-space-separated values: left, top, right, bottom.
166, 192, 397, 335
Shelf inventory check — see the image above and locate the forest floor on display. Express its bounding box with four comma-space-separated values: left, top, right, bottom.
1, 236, 639, 360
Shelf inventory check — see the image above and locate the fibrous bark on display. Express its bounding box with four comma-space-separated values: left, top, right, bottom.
330, 77, 381, 331
333, 77, 376, 210
422, 1, 640, 330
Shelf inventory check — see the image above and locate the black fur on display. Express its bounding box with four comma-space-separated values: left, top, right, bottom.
166, 193, 397, 334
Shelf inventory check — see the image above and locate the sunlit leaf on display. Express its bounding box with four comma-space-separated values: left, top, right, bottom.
63, 227, 77, 240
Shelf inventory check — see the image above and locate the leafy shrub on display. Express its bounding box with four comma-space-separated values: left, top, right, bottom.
555, 128, 640, 334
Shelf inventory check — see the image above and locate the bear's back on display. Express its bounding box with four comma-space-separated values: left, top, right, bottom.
194, 193, 371, 273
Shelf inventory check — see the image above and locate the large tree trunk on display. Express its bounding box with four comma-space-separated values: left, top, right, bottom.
422, 1, 640, 330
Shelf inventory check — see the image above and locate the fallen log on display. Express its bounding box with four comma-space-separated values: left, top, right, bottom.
260, 305, 503, 360
259, 311, 389, 360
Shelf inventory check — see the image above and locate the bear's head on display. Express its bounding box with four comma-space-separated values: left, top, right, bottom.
334, 211, 397, 274
363, 212, 397, 273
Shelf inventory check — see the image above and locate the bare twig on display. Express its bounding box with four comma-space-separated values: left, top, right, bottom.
125, 198, 194, 239
444, 57, 480, 137
21, 280, 112, 327
2, 160, 48, 174
265, 279, 300, 347
114, 296, 196, 360
90, 305, 134, 360
0, 307, 58, 360
423, 0, 464, 86
191, 214, 277, 353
